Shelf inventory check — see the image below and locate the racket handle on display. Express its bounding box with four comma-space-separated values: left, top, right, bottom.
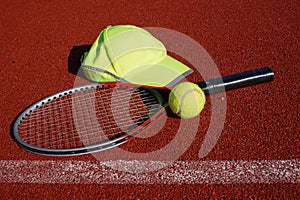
197, 67, 274, 95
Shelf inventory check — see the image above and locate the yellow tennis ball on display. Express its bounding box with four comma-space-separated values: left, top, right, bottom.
168, 82, 206, 119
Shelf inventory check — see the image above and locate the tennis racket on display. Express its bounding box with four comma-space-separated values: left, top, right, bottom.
12, 67, 274, 156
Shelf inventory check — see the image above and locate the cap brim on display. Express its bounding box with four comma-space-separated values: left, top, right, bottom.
121, 55, 193, 87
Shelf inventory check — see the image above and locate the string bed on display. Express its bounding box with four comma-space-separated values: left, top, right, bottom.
17, 85, 161, 150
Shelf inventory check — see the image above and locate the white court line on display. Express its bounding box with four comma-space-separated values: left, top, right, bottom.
0, 160, 299, 184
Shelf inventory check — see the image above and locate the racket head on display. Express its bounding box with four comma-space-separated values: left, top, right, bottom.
12, 82, 167, 156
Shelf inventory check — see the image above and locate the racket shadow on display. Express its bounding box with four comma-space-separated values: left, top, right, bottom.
10, 115, 25, 150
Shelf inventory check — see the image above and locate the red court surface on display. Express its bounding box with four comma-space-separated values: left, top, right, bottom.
1, 0, 299, 199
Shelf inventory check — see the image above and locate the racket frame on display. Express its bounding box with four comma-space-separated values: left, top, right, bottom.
13, 82, 167, 156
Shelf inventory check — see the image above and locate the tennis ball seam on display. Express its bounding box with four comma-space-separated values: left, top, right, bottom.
178, 88, 204, 115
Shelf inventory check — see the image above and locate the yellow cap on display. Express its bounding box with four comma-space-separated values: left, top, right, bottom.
81, 25, 193, 87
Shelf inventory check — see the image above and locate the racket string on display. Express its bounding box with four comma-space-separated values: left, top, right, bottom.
18, 86, 162, 149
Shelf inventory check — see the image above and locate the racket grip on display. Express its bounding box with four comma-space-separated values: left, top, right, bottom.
198, 67, 274, 95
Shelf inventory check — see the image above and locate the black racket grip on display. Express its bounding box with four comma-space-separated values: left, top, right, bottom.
197, 67, 274, 95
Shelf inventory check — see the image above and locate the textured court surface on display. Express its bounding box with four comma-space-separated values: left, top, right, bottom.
1, 0, 299, 199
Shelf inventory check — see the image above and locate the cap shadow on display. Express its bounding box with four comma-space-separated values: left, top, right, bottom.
67, 45, 91, 78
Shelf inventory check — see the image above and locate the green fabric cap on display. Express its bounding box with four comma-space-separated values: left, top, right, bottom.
81, 25, 193, 87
